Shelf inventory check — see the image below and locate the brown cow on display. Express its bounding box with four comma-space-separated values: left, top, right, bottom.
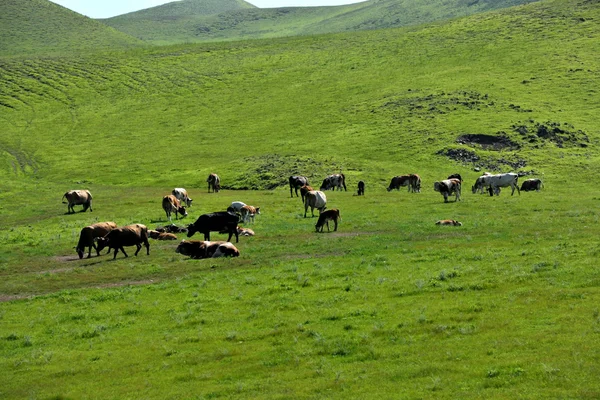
96, 224, 150, 259
162, 195, 187, 222
149, 230, 178, 240
315, 208, 341, 232
75, 221, 117, 259
207, 173, 221, 193
240, 205, 260, 223
300, 185, 313, 204
176, 240, 240, 259
62, 190, 93, 213
436, 219, 463, 226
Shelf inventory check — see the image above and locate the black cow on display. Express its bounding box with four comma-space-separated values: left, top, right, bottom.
357, 181, 365, 196
187, 211, 240, 243
289, 176, 309, 198
447, 173, 463, 182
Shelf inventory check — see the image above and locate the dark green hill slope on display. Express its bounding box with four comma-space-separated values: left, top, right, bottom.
0, 0, 144, 57
103, 0, 539, 44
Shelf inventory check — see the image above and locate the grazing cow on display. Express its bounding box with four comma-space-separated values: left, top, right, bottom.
289, 175, 309, 198
436, 219, 463, 226
520, 178, 543, 192
228, 201, 246, 215
304, 190, 327, 217
62, 190, 93, 214
409, 174, 421, 193
187, 211, 239, 243
172, 188, 193, 207
240, 205, 260, 223
357, 181, 365, 196
434, 179, 462, 203
472, 173, 520, 196
320, 174, 347, 191
75, 221, 117, 259
176, 240, 240, 259
315, 208, 341, 232
447, 173, 463, 182
387, 175, 411, 192
300, 185, 313, 203
95, 224, 150, 259
148, 230, 178, 240
162, 195, 187, 221
207, 173, 221, 193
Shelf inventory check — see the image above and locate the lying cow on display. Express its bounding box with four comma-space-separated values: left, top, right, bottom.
315, 208, 341, 232
172, 188, 193, 207
520, 178, 543, 192
187, 211, 239, 242
436, 219, 463, 226
219, 226, 255, 236
320, 174, 347, 191
304, 190, 327, 217
162, 194, 187, 221
434, 179, 462, 203
156, 224, 187, 234
357, 181, 365, 196
207, 173, 221, 193
176, 240, 240, 259
240, 205, 260, 223
96, 224, 150, 259
62, 190, 93, 214
148, 230, 178, 240
387, 175, 411, 192
289, 175, 309, 198
75, 221, 117, 259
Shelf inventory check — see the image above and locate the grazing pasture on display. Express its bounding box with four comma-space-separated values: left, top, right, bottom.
1, 0, 600, 398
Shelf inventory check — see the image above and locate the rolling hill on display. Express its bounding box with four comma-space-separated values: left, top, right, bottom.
0, 0, 144, 57
102, 0, 541, 44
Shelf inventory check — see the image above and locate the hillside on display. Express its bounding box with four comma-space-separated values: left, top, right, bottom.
103, 0, 540, 44
1, 0, 600, 397
0, 0, 144, 57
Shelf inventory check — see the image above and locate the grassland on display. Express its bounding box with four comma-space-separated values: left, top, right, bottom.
1, 0, 600, 397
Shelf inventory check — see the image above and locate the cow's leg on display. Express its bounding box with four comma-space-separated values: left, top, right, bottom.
204, 232, 210, 241
113, 248, 120, 259
120, 247, 129, 258
326, 221, 330, 232
333, 219, 338, 231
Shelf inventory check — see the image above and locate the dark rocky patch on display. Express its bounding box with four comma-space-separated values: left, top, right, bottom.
510, 120, 589, 148
457, 134, 520, 150
437, 148, 527, 172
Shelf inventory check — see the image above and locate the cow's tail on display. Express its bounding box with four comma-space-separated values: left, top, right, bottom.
61, 193, 68, 204
341, 173, 347, 191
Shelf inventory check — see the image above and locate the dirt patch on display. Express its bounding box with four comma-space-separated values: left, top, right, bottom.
510, 120, 590, 148
457, 134, 520, 150
437, 148, 527, 171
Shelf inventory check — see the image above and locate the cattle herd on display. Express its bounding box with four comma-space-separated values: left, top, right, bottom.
63, 171, 543, 261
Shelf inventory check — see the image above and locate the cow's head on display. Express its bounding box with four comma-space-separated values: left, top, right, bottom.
177, 206, 188, 217
433, 182, 441, 193
186, 224, 197, 237
320, 179, 329, 191
75, 246, 85, 259
95, 237, 109, 253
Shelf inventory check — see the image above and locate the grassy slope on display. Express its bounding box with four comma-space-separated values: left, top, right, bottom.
0, 0, 144, 57
102, 0, 539, 44
102, 0, 256, 44
1, 0, 600, 397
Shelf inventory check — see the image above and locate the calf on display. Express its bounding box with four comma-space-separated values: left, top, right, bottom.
315, 209, 341, 232
75, 221, 117, 259
357, 181, 365, 196
436, 219, 463, 226
304, 190, 327, 217
62, 190, 93, 214
172, 188, 193, 207
96, 224, 150, 259
387, 175, 411, 191
240, 205, 260, 223
149, 230, 178, 240
187, 211, 239, 242
176, 240, 240, 259
162, 194, 187, 221
520, 178, 543, 192
434, 179, 462, 203
300, 185, 313, 204
289, 175, 309, 198
207, 173, 221, 193
237, 226, 255, 236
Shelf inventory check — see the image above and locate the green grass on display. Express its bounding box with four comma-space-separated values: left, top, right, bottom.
1, 0, 600, 397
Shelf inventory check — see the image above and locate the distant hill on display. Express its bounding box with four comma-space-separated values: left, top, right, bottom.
0, 0, 143, 57
102, 0, 540, 44
102, 0, 257, 44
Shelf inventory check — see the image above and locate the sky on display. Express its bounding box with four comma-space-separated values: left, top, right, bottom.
49, 0, 364, 19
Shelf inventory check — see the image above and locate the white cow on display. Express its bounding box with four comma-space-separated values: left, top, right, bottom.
433, 179, 461, 203
472, 173, 520, 196
228, 201, 247, 214
172, 188, 193, 207
304, 191, 327, 217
